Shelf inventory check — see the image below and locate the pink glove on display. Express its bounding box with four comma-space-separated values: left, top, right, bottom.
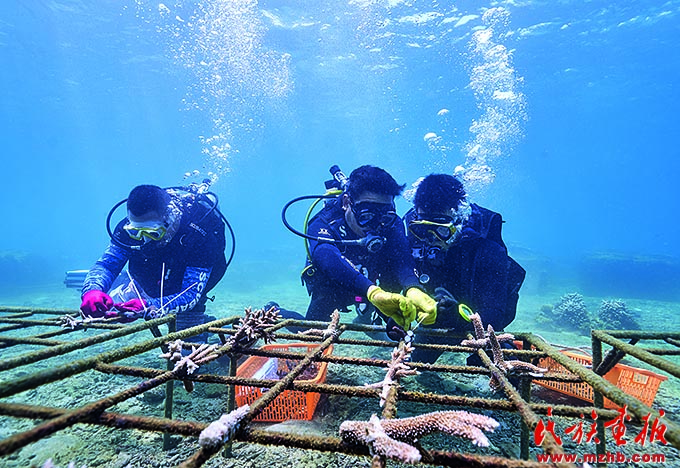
113, 299, 147, 312
80, 290, 114, 317
107, 299, 147, 323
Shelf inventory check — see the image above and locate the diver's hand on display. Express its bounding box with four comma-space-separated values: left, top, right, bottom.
434, 287, 459, 317
80, 290, 114, 318
113, 298, 146, 312
367, 285, 416, 329
106, 299, 147, 323
406, 288, 437, 326
104, 309, 140, 323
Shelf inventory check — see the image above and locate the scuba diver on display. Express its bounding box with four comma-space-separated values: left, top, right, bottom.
403, 173, 526, 364
80, 181, 234, 342
277, 165, 437, 329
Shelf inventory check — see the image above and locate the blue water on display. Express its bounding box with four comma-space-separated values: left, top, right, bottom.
1, 0, 679, 300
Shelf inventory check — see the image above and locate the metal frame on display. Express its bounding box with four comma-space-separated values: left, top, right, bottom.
0, 306, 677, 467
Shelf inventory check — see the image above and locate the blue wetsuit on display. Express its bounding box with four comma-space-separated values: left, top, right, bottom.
82, 192, 227, 331
293, 200, 420, 322
408, 204, 525, 363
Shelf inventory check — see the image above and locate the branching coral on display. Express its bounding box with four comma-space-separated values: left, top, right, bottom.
487, 324, 546, 392
298, 309, 340, 338
159, 339, 219, 391
159, 306, 280, 391
228, 305, 280, 347
58, 313, 108, 329
460, 313, 514, 348
340, 411, 500, 463
58, 314, 82, 329
365, 342, 419, 406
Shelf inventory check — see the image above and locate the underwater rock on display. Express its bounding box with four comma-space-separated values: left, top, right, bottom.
552, 292, 591, 332
596, 299, 640, 330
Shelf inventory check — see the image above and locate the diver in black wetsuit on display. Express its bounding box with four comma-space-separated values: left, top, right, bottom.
276, 165, 437, 329
404, 173, 526, 363
80, 183, 232, 341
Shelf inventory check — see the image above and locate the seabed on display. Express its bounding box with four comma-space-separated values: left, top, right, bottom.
0, 304, 679, 468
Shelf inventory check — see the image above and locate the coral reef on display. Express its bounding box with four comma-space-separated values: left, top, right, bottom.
339, 411, 500, 462
596, 299, 640, 330
365, 342, 419, 407
199, 405, 250, 448
551, 292, 591, 332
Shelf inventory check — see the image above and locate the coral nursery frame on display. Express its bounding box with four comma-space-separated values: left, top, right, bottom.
0, 305, 678, 468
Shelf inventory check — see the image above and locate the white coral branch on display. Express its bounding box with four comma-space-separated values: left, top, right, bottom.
199, 405, 250, 448
365, 342, 419, 407
159, 340, 218, 375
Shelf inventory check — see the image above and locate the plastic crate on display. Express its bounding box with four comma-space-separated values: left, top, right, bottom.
534, 350, 667, 409
235, 343, 333, 422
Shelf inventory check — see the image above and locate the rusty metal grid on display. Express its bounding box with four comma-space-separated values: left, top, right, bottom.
0, 305, 678, 468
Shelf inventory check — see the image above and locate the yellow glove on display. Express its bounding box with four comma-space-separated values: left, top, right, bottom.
367, 285, 416, 328
406, 288, 438, 326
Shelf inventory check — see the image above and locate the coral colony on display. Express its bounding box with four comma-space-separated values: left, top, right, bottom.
228, 305, 280, 346
365, 341, 419, 407
298, 309, 341, 338
159, 340, 219, 392
459, 313, 546, 392
552, 292, 591, 332
339, 411, 500, 463
486, 324, 547, 392
159, 305, 280, 391
460, 312, 514, 349
162, 306, 279, 438
597, 299, 640, 330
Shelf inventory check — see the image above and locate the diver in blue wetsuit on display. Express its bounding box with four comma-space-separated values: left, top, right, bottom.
277, 165, 437, 329
403, 173, 526, 363
80, 183, 232, 341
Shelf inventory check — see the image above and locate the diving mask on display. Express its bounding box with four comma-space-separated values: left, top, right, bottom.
408, 215, 458, 244
351, 201, 398, 230
123, 221, 168, 242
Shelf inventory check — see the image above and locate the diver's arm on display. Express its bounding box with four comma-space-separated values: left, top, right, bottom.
306, 216, 374, 295
386, 221, 422, 292
144, 266, 212, 318
81, 243, 129, 296
311, 243, 373, 294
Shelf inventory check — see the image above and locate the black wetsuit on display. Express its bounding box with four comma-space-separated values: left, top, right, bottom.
282, 199, 420, 323
408, 204, 525, 363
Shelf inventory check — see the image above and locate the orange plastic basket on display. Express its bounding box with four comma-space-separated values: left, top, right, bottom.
534, 350, 667, 409
235, 343, 332, 422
